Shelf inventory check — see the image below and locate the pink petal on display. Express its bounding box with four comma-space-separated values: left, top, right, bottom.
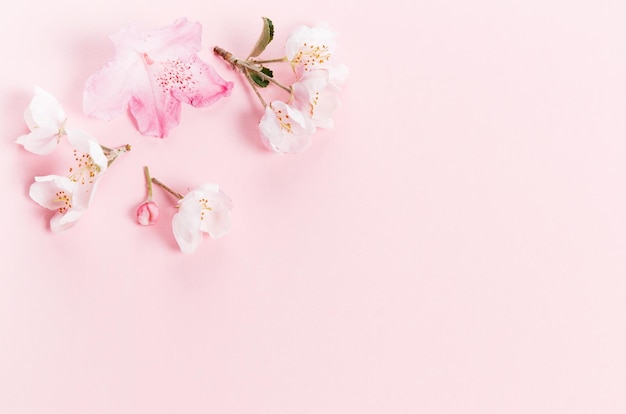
136, 201, 160, 225
128, 80, 182, 138
83, 58, 141, 121
83, 18, 232, 137
169, 55, 233, 108
111, 18, 202, 62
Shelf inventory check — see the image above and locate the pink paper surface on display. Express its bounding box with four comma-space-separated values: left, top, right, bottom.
2, 1, 626, 413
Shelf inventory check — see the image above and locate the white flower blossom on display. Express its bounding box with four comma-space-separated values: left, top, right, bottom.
259, 101, 315, 154
172, 184, 232, 253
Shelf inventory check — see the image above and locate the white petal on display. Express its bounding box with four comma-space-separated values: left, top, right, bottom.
285, 23, 337, 77
28, 86, 66, 130
198, 183, 219, 195
199, 185, 234, 212
66, 128, 94, 153
293, 70, 340, 129
29, 176, 76, 210
198, 186, 232, 239
259, 102, 315, 154
88, 139, 108, 174
15, 128, 60, 155
172, 211, 202, 254
50, 209, 83, 233
172, 194, 203, 253
200, 209, 231, 238
285, 23, 336, 61
72, 179, 100, 210
24, 108, 37, 130
328, 64, 349, 88
66, 128, 108, 174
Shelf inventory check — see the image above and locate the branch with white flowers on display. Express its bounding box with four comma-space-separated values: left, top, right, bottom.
214, 18, 348, 154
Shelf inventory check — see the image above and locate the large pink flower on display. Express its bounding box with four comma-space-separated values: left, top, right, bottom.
83, 18, 233, 138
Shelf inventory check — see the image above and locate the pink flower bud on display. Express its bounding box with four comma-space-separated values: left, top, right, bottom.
136, 201, 159, 225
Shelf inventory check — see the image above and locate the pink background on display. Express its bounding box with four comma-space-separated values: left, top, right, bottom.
2, 0, 626, 412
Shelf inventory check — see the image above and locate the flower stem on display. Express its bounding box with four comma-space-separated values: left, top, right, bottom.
214, 46, 292, 93
249, 57, 288, 64
103, 144, 131, 167
244, 69, 268, 108
143, 166, 153, 200
239, 61, 292, 92
151, 177, 183, 200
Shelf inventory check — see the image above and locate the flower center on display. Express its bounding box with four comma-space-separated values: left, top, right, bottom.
198, 197, 213, 221
274, 108, 293, 133
57, 120, 68, 141
308, 91, 320, 117
292, 43, 331, 72
155, 59, 196, 94
55, 190, 72, 213
68, 150, 100, 185
142, 53, 154, 65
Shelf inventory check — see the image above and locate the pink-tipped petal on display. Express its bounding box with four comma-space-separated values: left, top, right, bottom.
128, 85, 182, 138
136, 201, 160, 225
83, 19, 231, 137
83, 59, 141, 121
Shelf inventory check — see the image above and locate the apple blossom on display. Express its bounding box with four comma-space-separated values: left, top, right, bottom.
171, 183, 232, 253
285, 23, 338, 78
27, 131, 130, 232
148, 176, 232, 253
214, 18, 347, 153
293, 69, 340, 129
83, 18, 233, 138
16, 87, 95, 155
259, 101, 315, 153
29, 175, 84, 233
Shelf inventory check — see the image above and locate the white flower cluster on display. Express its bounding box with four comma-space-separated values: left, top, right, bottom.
259, 23, 348, 154
16, 87, 129, 232
16, 18, 347, 253
214, 20, 348, 154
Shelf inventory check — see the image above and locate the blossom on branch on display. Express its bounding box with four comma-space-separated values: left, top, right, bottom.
172, 183, 233, 254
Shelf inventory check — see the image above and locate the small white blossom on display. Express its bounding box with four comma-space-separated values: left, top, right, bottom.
259, 101, 315, 154
172, 184, 232, 253
16, 86, 93, 155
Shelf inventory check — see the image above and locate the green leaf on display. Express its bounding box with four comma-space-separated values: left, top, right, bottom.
248, 67, 273, 88
248, 17, 274, 58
